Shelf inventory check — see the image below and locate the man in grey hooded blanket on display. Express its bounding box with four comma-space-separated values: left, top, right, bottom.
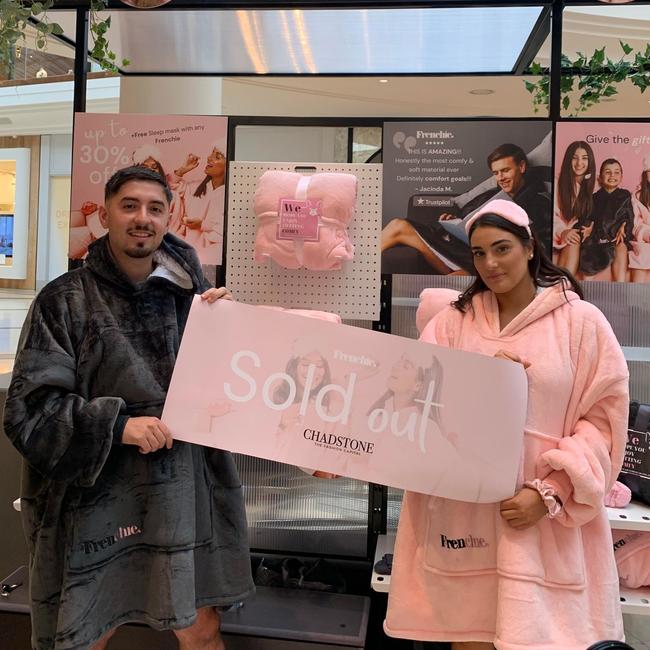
3, 166, 254, 650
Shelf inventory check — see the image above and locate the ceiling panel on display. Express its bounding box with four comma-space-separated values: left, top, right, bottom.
51, 6, 545, 75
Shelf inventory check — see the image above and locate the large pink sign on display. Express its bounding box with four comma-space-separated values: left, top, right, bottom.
70, 112, 228, 266
163, 301, 527, 503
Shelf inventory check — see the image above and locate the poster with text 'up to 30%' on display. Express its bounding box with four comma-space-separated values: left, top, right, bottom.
70, 112, 228, 267
163, 300, 528, 503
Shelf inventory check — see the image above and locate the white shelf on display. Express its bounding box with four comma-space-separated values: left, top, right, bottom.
608, 501, 650, 616
620, 586, 650, 616
608, 500, 650, 532
371, 533, 395, 594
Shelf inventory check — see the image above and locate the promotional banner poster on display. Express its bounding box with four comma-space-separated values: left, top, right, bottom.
381, 121, 553, 275
555, 122, 650, 283
70, 113, 228, 266
163, 300, 528, 503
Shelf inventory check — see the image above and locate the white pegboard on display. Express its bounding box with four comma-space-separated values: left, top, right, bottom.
226, 162, 381, 320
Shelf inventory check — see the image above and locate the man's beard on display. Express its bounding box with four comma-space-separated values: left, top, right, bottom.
125, 247, 154, 259
125, 229, 157, 258
125, 240, 156, 258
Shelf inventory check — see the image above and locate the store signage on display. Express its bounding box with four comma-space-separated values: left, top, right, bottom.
163, 300, 527, 503
381, 120, 553, 275
277, 198, 321, 241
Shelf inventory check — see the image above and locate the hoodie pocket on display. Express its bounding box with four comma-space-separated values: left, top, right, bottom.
500, 428, 586, 589
422, 499, 497, 575
66, 446, 214, 573
497, 518, 586, 588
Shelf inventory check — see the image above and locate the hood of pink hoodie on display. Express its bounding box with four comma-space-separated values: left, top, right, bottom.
472, 282, 580, 339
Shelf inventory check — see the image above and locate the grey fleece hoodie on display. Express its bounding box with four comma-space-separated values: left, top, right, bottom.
4, 233, 254, 650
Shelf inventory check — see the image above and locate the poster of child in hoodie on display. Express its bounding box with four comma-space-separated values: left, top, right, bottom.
70, 112, 228, 270
555, 122, 650, 283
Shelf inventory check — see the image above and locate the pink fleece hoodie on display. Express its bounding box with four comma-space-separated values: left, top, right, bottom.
385, 283, 629, 650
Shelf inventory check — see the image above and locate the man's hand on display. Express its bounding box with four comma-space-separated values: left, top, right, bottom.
122, 416, 173, 454
494, 349, 531, 369
201, 287, 232, 303
500, 487, 548, 530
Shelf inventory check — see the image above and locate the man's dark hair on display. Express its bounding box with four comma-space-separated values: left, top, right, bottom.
104, 165, 172, 204
487, 143, 528, 169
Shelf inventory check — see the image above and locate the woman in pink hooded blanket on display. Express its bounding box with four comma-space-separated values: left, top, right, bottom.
385, 199, 629, 650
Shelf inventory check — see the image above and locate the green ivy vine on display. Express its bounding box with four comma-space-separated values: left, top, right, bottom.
0, 0, 129, 78
525, 41, 650, 116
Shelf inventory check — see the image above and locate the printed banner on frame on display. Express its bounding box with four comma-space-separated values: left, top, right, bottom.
381, 121, 552, 275
70, 112, 228, 266
163, 300, 528, 503
555, 122, 650, 283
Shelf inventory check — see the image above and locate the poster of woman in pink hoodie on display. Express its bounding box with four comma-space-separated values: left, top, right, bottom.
70, 113, 227, 270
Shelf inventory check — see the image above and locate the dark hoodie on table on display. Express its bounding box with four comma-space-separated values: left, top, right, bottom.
3, 234, 254, 650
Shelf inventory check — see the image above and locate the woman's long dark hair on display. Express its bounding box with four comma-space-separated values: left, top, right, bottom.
193, 175, 211, 199
453, 213, 583, 312
273, 355, 332, 407
367, 356, 443, 426
557, 140, 595, 224
637, 169, 650, 209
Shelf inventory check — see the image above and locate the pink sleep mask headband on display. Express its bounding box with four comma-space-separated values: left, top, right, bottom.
464, 199, 532, 237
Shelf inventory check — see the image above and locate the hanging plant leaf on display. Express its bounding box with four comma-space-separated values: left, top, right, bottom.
524, 41, 650, 117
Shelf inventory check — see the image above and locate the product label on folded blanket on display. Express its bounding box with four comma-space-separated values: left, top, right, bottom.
276, 198, 321, 241
163, 300, 528, 503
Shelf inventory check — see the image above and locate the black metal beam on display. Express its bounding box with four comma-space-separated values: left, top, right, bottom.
50, 1, 554, 9
549, 0, 563, 122
512, 6, 551, 75
72, 6, 89, 113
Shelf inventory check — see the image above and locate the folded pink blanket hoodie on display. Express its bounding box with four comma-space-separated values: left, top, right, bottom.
612, 529, 650, 589
385, 284, 629, 650
253, 170, 356, 270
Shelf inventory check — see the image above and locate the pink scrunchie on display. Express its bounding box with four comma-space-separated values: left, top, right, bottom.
525, 479, 563, 519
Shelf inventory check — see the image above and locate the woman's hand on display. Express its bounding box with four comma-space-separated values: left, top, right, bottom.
312, 470, 340, 479
580, 221, 594, 241
614, 222, 627, 246
175, 153, 200, 177
201, 287, 232, 303
494, 350, 531, 370
561, 228, 581, 246
500, 487, 548, 530
182, 216, 202, 229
